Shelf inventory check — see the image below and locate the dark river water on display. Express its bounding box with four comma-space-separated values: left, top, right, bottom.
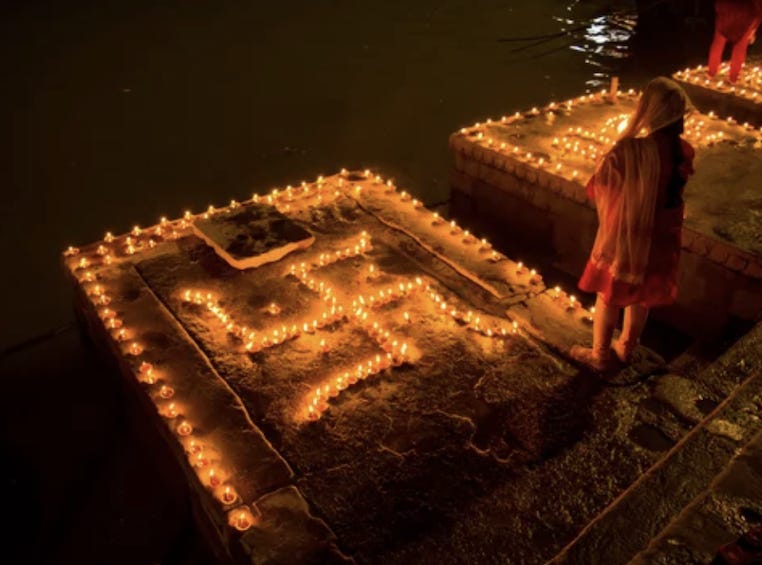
1, 1, 715, 347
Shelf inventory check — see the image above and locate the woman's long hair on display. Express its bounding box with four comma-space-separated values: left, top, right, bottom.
588, 77, 691, 284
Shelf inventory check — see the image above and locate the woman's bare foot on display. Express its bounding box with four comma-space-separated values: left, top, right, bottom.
569, 345, 615, 372
612, 339, 636, 364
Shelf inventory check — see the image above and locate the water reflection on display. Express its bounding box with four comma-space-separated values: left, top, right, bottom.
574, 12, 637, 86
502, 3, 637, 89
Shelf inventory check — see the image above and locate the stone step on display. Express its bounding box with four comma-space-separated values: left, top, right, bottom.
547, 322, 762, 565
630, 427, 762, 564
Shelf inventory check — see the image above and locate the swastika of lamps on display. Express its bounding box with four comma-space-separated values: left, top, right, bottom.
63, 168, 605, 534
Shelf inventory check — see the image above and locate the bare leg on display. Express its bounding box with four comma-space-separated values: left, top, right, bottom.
729, 28, 755, 82
593, 293, 619, 357
613, 303, 649, 363
570, 294, 618, 370
708, 31, 726, 77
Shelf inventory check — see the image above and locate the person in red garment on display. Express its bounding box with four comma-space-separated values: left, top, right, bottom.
708, 0, 762, 83
570, 77, 695, 371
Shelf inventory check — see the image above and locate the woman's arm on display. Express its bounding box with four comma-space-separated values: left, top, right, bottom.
586, 147, 623, 200
678, 138, 695, 180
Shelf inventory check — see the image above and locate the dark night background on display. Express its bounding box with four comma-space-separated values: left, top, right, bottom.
1, 1, 746, 563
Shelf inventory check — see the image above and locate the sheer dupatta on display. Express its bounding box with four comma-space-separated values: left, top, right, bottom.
587, 137, 661, 285
586, 76, 692, 287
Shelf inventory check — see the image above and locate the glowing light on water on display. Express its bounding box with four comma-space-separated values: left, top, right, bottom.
558, 8, 636, 88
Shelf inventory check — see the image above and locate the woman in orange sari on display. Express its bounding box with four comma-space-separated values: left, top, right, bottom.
708, 0, 762, 83
570, 77, 695, 371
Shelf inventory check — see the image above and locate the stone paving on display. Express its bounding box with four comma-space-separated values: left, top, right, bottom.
551, 320, 762, 565
634, 426, 762, 564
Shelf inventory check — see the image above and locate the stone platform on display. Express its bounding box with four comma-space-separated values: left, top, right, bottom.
673, 57, 762, 127
449, 88, 762, 338
64, 171, 760, 563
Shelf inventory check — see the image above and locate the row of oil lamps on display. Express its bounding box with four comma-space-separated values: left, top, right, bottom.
372, 173, 592, 320
673, 63, 762, 101
456, 84, 762, 184
455, 88, 641, 181
340, 176, 597, 329
71, 272, 257, 532
167, 170, 582, 318
65, 168, 594, 344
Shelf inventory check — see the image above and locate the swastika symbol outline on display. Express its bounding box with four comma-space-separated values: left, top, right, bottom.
181, 232, 518, 422
181, 232, 419, 422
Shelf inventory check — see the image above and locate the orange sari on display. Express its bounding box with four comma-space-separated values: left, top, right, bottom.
578, 137, 695, 307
